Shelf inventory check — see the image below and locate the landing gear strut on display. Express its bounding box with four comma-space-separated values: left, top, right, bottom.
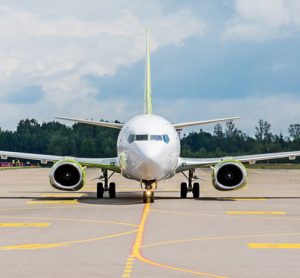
96, 169, 116, 199
142, 181, 156, 203
180, 170, 200, 199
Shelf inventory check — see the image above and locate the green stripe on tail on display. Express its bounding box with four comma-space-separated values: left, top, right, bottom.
144, 28, 152, 114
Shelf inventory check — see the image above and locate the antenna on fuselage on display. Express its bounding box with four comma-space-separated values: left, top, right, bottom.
144, 28, 152, 114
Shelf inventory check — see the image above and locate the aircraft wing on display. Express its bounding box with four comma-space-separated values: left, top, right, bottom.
0, 151, 120, 172
172, 116, 239, 129
56, 116, 123, 129
176, 151, 300, 172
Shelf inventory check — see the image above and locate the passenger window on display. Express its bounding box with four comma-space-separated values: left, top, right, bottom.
128, 134, 135, 144
163, 134, 170, 143
150, 135, 162, 141
135, 134, 148, 141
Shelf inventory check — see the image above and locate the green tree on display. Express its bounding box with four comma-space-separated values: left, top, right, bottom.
255, 119, 272, 143
288, 124, 300, 141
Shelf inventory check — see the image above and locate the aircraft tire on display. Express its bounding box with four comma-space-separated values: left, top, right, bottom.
192, 182, 200, 198
97, 182, 104, 198
180, 182, 188, 198
109, 182, 116, 198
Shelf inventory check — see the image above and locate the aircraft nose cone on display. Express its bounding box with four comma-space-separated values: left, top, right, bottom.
134, 144, 166, 180
138, 146, 160, 161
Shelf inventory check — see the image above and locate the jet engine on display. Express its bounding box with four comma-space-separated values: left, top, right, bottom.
49, 159, 85, 191
212, 160, 247, 191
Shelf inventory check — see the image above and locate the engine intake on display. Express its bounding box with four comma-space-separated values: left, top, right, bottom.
212, 160, 247, 191
49, 160, 85, 191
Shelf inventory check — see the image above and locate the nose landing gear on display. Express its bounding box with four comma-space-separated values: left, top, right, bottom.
180, 170, 200, 199
143, 190, 154, 203
142, 180, 156, 203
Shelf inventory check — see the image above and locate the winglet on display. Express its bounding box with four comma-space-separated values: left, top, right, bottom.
144, 28, 152, 114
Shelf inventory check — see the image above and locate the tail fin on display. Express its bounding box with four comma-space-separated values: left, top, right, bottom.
144, 28, 152, 114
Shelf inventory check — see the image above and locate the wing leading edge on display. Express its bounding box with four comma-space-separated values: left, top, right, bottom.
0, 151, 120, 172
177, 151, 300, 172
56, 116, 123, 129
173, 116, 240, 129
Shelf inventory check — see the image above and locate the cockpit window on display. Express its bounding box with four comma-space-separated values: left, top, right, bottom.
128, 134, 169, 143
163, 134, 170, 144
128, 134, 135, 144
150, 135, 162, 141
135, 134, 148, 141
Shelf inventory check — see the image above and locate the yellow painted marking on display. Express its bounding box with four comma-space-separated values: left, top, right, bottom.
27, 200, 78, 205
122, 257, 135, 277
130, 203, 228, 278
42, 193, 85, 198
0, 229, 137, 251
0, 223, 50, 227
0, 243, 67, 250
248, 243, 300, 249
142, 232, 300, 249
226, 211, 286, 215
0, 215, 138, 227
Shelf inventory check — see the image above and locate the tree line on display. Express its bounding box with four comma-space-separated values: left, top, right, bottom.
0, 118, 300, 162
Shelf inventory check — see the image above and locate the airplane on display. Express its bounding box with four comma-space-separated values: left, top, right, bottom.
1, 29, 300, 203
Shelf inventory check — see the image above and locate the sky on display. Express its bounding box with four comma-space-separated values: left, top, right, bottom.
0, 0, 299, 135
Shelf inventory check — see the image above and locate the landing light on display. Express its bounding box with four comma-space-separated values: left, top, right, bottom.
146, 191, 152, 196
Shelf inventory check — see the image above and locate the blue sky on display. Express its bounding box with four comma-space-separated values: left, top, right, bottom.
0, 0, 299, 135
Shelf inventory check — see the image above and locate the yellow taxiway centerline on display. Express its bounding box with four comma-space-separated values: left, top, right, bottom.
142, 232, 300, 249
248, 243, 300, 249
0, 215, 138, 227
130, 203, 228, 278
0, 229, 137, 250
121, 255, 136, 278
0, 243, 67, 250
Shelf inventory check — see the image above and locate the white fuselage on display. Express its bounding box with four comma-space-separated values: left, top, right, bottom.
117, 114, 180, 182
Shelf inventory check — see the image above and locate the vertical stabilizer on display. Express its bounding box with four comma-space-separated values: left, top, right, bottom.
144, 28, 152, 114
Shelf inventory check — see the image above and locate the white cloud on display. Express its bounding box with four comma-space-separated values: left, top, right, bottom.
155, 94, 300, 136
223, 0, 300, 40
0, 3, 206, 129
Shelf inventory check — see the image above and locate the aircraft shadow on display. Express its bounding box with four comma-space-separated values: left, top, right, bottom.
0, 195, 300, 206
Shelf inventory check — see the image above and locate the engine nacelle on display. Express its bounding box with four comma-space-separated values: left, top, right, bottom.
49, 159, 85, 191
212, 160, 247, 191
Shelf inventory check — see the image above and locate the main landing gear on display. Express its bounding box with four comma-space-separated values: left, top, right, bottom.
180, 170, 200, 199
96, 169, 116, 199
142, 181, 156, 203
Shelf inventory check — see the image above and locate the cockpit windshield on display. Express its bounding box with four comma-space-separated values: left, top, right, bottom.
135, 134, 148, 141
128, 134, 170, 144
150, 135, 162, 141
